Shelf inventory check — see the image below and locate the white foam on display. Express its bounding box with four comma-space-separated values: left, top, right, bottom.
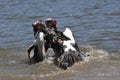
80, 46, 109, 62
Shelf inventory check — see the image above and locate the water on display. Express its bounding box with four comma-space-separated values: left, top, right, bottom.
0, 0, 120, 80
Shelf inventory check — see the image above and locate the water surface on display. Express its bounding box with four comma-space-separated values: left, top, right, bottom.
0, 0, 120, 80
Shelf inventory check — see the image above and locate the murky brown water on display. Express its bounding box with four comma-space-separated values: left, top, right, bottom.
0, 0, 120, 80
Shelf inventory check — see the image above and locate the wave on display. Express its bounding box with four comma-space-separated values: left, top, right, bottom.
0, 45, 120, 80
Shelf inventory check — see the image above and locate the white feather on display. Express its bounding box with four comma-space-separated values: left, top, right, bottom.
63, 28, 76, 52
63, 28, 75, 44
63, 41, 76, 52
